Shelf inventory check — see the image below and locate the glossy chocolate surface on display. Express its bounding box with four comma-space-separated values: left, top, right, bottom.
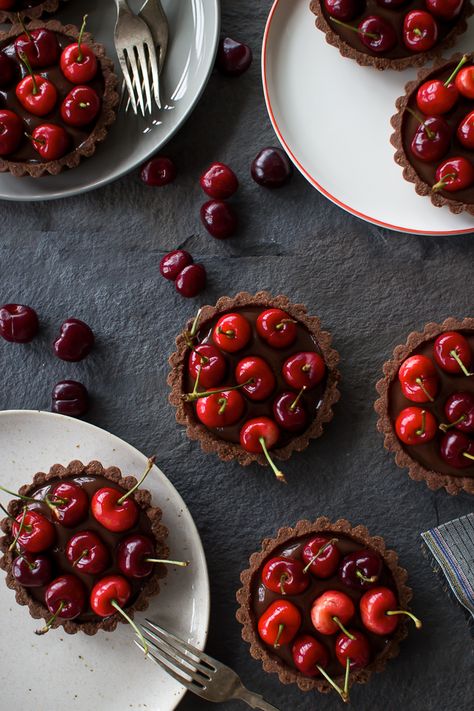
402, 58, 474, 204
23, 475, 155, 622
320, 0, 465, 59
184, 306, 328, 448
251, 533, 396, 678
389, 330, 474, 477
0, 32, 104, 163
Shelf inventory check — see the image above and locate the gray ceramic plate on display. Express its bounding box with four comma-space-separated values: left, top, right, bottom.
0, 0, 220, 201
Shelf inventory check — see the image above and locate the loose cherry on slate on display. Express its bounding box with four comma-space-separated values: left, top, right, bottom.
256, 308, 297, 349
15, 23, 59, 68
403, 11, 438, 52
16, 52, 57, 117
0, 110, 23, 156
416, 55, 467, 115
117, 533, 188, 578
262, 557, 309, 595
200, 162, 238, 199
216, 37, 252, 76
61, 86, 101, 127
433, 156, 474, 192
240, 417, 286, 482
196, 389, 245, 428
175, 264, 207, 298
335, 629, 371, 671
409, 114, 451, 163
440, 430, 474, 467
440, 392, 474, 433
395, 406, 437, 445
213, 313, 252, 352
433, 331, 473, 376
0, 303, 38, 342
12, 552, 53, 588
90, 574, 149, 652
37, 574, 86, 634
140, 156, 177, 186
360, 587, 422, 635
292, 635, 348, 702
257, 599, 302, 648
200, 199, 238, 239
160, 249, 193, 281
282, 351, 326, 390
53, 318, 94, 361
273, 389, 308, 432
66, 530, 109, 574
338, 548, 383, 590
301, 536, 341, 578
60, 15, 98, 84
398, 354, 439, 402
51, 380, 89, 418
45, 480, 89, 528
251, 147, 293, 188
311, 590, 355, 638
235, 356, 276, 401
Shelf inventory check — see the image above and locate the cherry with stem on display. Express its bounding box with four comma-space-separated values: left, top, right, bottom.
117, 456, 156, 506
35, 601, 65, 636
302, 538, 338, 575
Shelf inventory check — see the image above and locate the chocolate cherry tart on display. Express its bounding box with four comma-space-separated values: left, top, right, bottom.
391, 53, 474, 214
0, 0, 64, 23
0, 459, 188, 641
236, 518, 419, 702
0, 18, 118, 177
309, 0, 471, 71
375, 317, 474, 495
167, 292, 340, 482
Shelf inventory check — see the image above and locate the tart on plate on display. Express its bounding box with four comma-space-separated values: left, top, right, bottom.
375, 317, 474, 495
0, 0, 63, 24
0, 459, 171, 637
0, 18, 119, 177
167, 291, 341, 482
309, 0, 472, 71
391, 53, 474, 214
236, 517, 419, 702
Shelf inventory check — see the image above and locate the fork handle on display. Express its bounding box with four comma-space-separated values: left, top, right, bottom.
235, 687, 281, 711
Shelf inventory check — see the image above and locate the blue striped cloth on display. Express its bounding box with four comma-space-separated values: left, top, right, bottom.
421, 513, 474, 621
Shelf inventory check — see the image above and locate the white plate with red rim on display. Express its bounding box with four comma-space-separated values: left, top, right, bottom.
0, 0, 220, 201
262, 0, 474, 235
0, 410, 210, 711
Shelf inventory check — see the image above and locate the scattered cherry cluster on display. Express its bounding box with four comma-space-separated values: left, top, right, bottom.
257, 536, 421, 703
0, 17, 101, 162
395, 330, 474, 466
0, 303, 93, 417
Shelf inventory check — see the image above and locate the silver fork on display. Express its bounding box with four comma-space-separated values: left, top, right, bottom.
135, 619, 281, 710
114, 0, 159, 116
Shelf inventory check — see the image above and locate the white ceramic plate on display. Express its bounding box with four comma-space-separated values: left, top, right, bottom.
263, 0, 474, 235
0, 0, 220, 201
0, 410, 210, 711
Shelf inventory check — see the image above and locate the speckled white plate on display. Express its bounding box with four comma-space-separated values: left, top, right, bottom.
0, 0, 220, 201
0, 410, 210, 711
263, 0, 474, 235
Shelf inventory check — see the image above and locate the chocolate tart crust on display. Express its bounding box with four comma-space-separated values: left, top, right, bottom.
309, 0, 472, 71
236, 517, 411, 694
0, 460, 169, 636
375, 317, 474, 495
0, 20, 119, 178
167, 291, 341, 468
0, 0, 63, 23
390, 54, 474, 215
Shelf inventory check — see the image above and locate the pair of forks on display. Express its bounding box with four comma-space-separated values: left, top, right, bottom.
135, 619, 281, 710
114, 0, 168, 116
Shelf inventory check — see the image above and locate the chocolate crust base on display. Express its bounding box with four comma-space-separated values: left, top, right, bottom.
0, 20, 119, 178
375, 317, 474, 495
167, 291, 341, 468
309, 0, 472, 71
0, 0, 63, 23
390, 54, 474, 215
0, 460, 169, 636
236, 517, 411, 694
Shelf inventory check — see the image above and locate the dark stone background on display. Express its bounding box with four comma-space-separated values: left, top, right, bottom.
1, 1, 474, 709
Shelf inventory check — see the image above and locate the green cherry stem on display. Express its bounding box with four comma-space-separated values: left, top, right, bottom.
73, 549, 88, 567
9, 506, 29, 552
111, 599, 149, 654
18, 14, 32, 41
116, 456, 156, 505
343, 656, 351, 700
315, 664, 348, 703
258, 437, 286, 483
433, 172, 457, 191
415, 377, 434, 402
463, 451, 474, 462
183, 378, 253, 403
275, 319, 296, 331
332, 616, 355, 640
450, 349, 473, 376
18, 51, 38, 95
406, 107, 435, 140
289, 386, 306, 411
144, 558, 189, 567
415, 410, 426, 437
355, 569, 378, 584
273, 623, 285, 648
216, 327, 235, 339
439, 414, 466, 432
35, 601, 65, 636
0, 502, 15, 520
444, 54, 468, 87
302, 538, 338, 574
330, 16, 378, 39
279, 573, 289, 595
0, 484, 36, 502
77, 14, 88, 63
189, 308, 203, 338
386, 609, 422, 629
217, 397, 227, 415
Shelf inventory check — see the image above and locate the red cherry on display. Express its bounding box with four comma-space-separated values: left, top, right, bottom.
0, 303, 38, 342
91, 487, 138, 533
90, 574, 131, 617
403, 11, 438, 52
324, 0, 362, 20
433, 331, 472, 375
60, 86, 101, 127
12, 510, 55, 553
200, 199, 238, 239
357, 16, 397, 53
455, 65, 474, 99
0, 51, 18, 88
175, 264, 206, 297
195, 389, 245, 427
188, 344, 226, 388
15, 28, 59, 69
159, 250, 192, 280
433, 157, 474, 192
0, 110, 23, 156
301, 536, 341, 578
53, 318, 94, 361
311, 590, 355, 636
31, 124, 70, 161
335, 630, 371, 671
395, 407, 437, 445
235, 356, 276, 401
117, 534, 155, 578
12, 552, 53, 587
16, 74, 57, 117
272, 389, 307, 432
360, 586, 421, 635
262, 557, 309, 595
140, 156, 177, 186
216, 37, 252, 77
440, 392, 474, 433
425, 0, 463, 20
256, 308, 297, 349
46, 481, 89, 528
66, 530, 109, 574
51, 380, 89, 417
440, 430, 474, 468
457, 111, 474, 150
417, 79, 458, 115
44, 574, 86, 620
251, 147, 293, 188
338, 549, 383, 590
282, 351, 326, 390
257, 600, 301, 647
240, 417, 285, 481
410, 115, 451, 163
291, 634, 329, 676
213, 313, 251, 352
200, 162, 238, 199
398, 355, 439, 402
60, 17, 98, 85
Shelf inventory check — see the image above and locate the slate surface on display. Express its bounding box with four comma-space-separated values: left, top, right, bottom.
1, 1, 474, 710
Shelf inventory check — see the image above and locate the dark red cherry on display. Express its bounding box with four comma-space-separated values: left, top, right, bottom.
403, 11, 438, 53
12, 553, 53, 587
117, 533, 156, 578
376, 0, 409, 6
216, 37, 252, 76
251, 147, 293, 188
324, 0, 362, 21
66, 531, 109, 574
0, 51, 18, 88
200, 200, 238, 239
188, 344, 226, 388
140, 156, 177, 186
441, 392, 474, 434
44, 574, 86, 620
200, 162, 238, 199
440, 430, 474, 468
30, 124, 70, 161
338, 549, 383, 590
358, 16, 397, 53
273, 390, 307, 432
53, 318, 94, 361
0, 303, 38, 342
0, 110, 23, 156
51, 380, 89, 417
175, 264, 206, 297
60, 85, 101, 127
410, 116, 451, 163
159, 249, 193, 281
425, 0, 463, 21
335, 630, 371, 671
15, 27, 59, 69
